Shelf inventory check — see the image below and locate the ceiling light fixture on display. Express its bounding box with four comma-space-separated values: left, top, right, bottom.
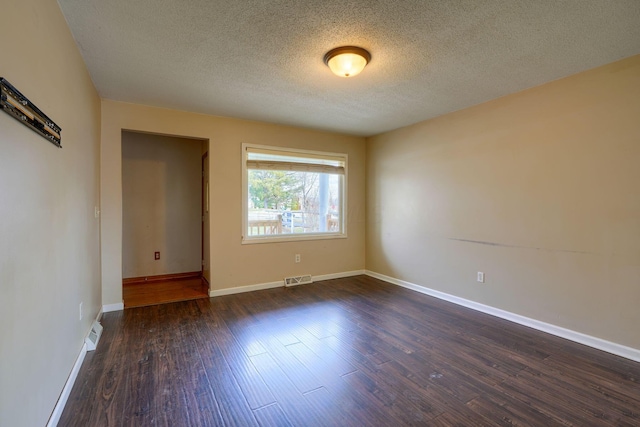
323, 46, 371, 78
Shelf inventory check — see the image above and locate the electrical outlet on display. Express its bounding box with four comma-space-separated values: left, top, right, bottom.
295, 254, 301, 263
79, 302, 83, 321
477, 272, 485, 283
154, 251, 160, 260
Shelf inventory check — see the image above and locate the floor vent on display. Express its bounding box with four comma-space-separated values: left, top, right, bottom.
85, 321, 103, 351
284, 274, 313, 287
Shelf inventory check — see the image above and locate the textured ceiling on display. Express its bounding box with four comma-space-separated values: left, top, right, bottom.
57, 0, 640, 136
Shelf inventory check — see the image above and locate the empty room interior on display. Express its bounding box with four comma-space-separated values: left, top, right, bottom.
1, 1, 639, 426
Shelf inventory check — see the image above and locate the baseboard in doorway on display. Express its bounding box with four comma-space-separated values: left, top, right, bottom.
103, 302, 124, 312
123, 271, 202, 285
365, 270, 640, 363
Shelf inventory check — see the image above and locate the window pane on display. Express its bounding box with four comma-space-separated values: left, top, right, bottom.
247, 170, 342, 236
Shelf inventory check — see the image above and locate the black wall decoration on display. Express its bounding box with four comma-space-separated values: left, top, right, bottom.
0, 77, 62, 147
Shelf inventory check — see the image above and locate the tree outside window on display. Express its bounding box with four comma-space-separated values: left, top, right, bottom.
243, 145, 346, 241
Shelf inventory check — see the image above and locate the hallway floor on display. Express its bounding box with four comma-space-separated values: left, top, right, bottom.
123, 277, 209, 308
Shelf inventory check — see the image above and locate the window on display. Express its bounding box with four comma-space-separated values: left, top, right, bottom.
242, 144, 347, 243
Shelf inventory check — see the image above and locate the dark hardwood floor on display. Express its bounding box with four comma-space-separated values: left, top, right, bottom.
61, 275, 640, 426
123, 277, 209, 308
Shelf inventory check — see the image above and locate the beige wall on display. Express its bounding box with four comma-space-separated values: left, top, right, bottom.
122, 132, 203, 278
0, 0, 102, 425
366, 55, 640, 350
102, 100, 366, 305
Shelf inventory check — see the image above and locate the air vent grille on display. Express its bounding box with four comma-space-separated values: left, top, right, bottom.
85, 321, 103, 351
284, 275, 313, 287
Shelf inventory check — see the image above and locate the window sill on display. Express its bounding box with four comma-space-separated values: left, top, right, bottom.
242, 233, 347, 245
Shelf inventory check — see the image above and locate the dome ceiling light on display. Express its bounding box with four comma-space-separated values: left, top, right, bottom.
323, 46, 371, 78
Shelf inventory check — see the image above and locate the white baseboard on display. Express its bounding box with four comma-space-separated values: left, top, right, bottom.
365, 270, 640, 363
209, 270, 367, 297
47, 342, 87, 427
47, 305, 105, 426
102, 302, 124, 312
210, 280, 283, 297
314, 270, 365, 282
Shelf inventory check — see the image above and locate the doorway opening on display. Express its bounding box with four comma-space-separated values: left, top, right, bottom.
121, 130, 210, 308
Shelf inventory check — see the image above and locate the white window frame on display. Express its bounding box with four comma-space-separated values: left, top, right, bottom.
242, 143, 348, 244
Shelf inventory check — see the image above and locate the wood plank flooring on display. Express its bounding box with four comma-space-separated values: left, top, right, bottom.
60, 275, 640, 426
123, 277, 209, 308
